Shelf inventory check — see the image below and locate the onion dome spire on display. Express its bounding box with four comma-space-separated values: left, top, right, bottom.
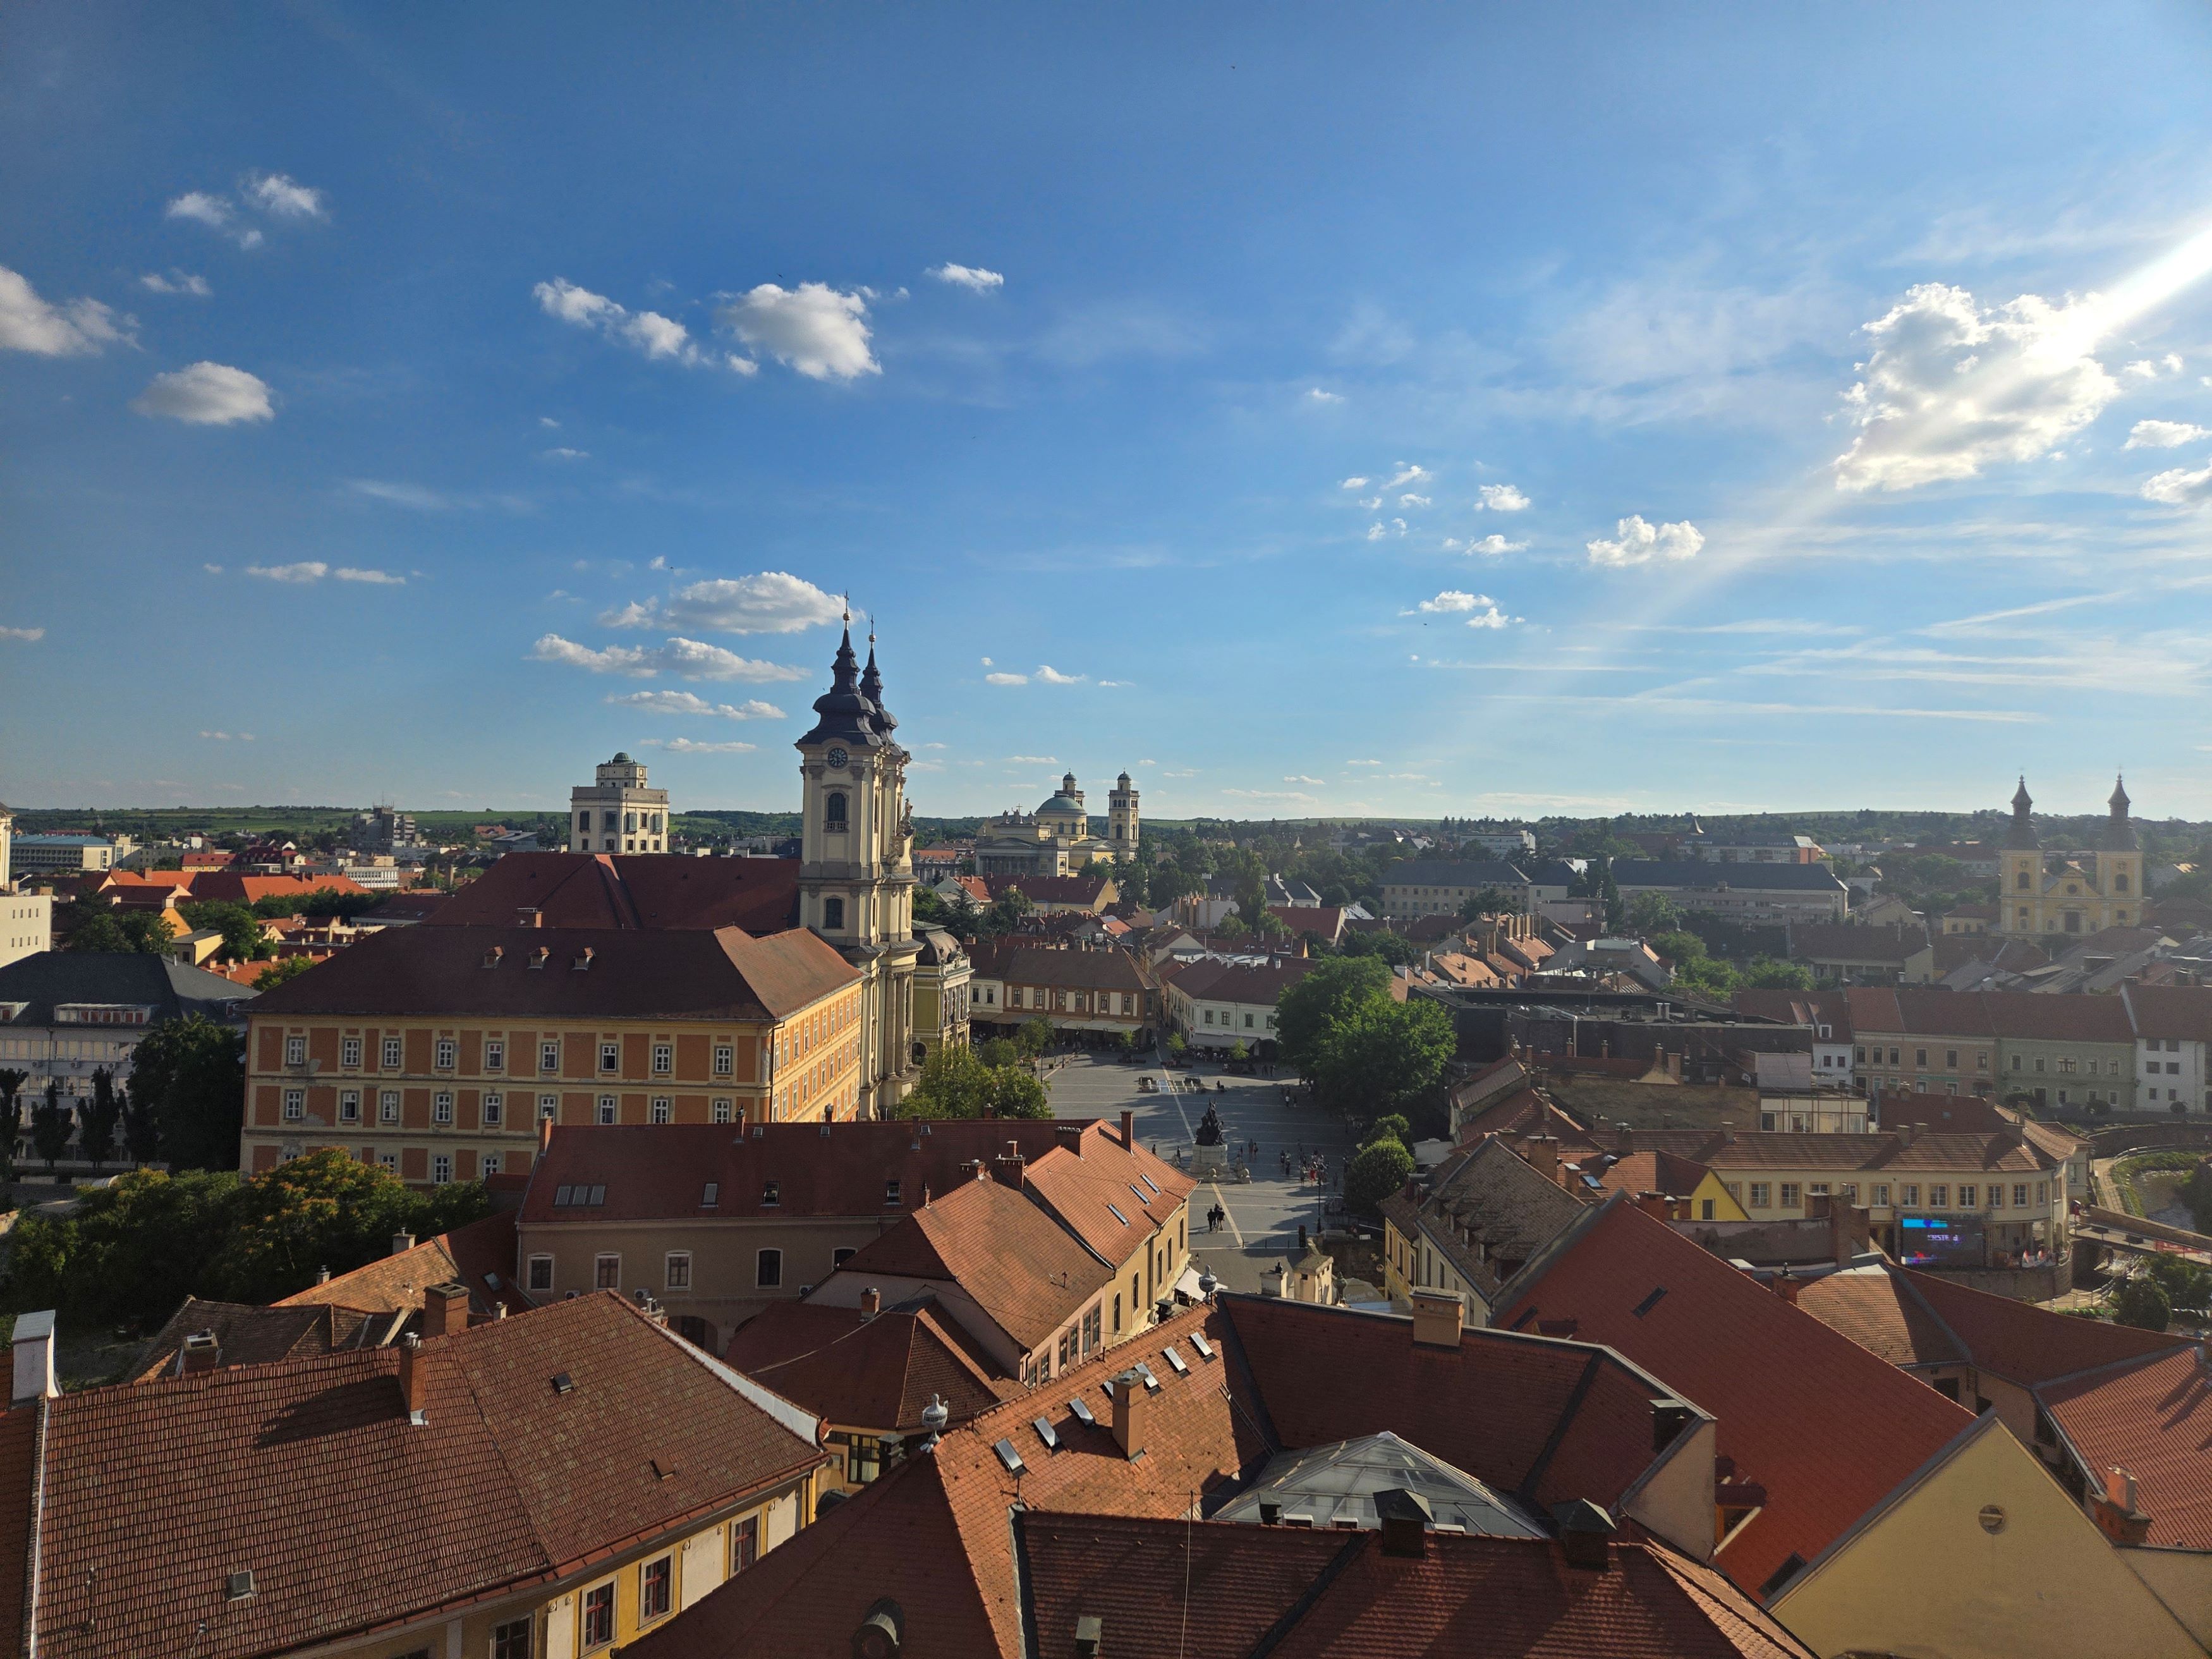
796, 602, 884, 748
2003, 776, 2039, 851
860, 619, 897, 736
2103, 773, 2139, 851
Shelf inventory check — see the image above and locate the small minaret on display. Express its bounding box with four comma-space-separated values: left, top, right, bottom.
1109, 771, 1140, 858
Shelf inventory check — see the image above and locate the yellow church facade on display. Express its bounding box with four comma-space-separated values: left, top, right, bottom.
1996, 777, 2144, 940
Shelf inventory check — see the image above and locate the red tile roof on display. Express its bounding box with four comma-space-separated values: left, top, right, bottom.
835, 1173, 1115, 1352
983, 874, 1113, 908
1502, 1200, 1978, 1600
1020, 1140, 1196, 1264
1897, 1267, 2187, 1387
247, 922, 857, 1023
964, 940, 1148, 991
13, 1294, 822, 1659
1791, 1269, 1966, 1371
2041, 1347, 2212, 1548
130, 1297, 391, 1380
277, 1210, 530, 1320
188, 872, 369, 905
432, 851, 801, 933
724, 1298, 1018, 1430
1167, 955, 1317, 1006
1594, 1149, 1719, 1201
521, 1119, 1147, 1225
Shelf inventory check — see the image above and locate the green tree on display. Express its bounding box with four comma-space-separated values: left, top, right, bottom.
980, 1037, 1020, 1069
1308, 998, 1455, 1136
1227, 1041, 1250, 1066
1167, 1032, 1189, 1060
214, 1150, 430, 1303
1368, 1114, 1412, 1148
1626, 892, 1680, 935
1336, 930, 1418, 966
129, 1014, 248, 1171
1273, 956, 1393, 1074
78, 1069, 121, 1172
0, 1068, 25, 1185
2113, 1275, 2171, 1332
119, 1073, 161, 1166
1456, 886, 1522, 922
3, 1167, 243, 1328
1741, 957, 1814, 991
178, 899, 270, 962
911, 885, 954, 928
1344, 1135, 1415, 1219
29, 1081, 73, 1176
252, 956, 317, 990
894, 1045, 1051, 1121
1017, 1014, 1056, 1059
65, 906, 176, 955
2144, 1253, 2212, 1316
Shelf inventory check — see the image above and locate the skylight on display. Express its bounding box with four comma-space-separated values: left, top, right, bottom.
700, 1182, 719, 1208
993, 1438, 1027, 1475
1105, 1203, 1129, 1225
1135, 1362, 1160, 1392
1162, 1345, 1189, 1375
1631, 1286, 1668, 1318
1139, 1174, 1160, 1195
1129, 1183, 1152, 1206
1032, 1416, 1060, 1451
1068, 1397, 1097, 1426
1190, 1333, 1215, 1361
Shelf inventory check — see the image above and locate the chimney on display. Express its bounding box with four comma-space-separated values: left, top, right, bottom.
398, 1334, 429, 1424
391, 1231, 416, 1257
1771, 1270, 1802, 1306
1667, 1050, 1683, 1081
1898, 1121, 1917, 1147
1109, 1368, 1148, 1459
992, 1141, 1027, 1189
518, 906, 542, 928
422, 1281, 470, 1340
1120, 1109, 1134, 1150
1718, 1120, 1735, 1145
1554, 1498, 1618, 1570
1615, 1126, 1635, 1154
178, 1330, 222, 1376
860, 1287, 882, 1318
315, 1265, 331, 1284
1633, 1193, 1670, 1222
1375, 1486, 1433, 1559
2092, 1466, 2153, 1547
1522, 1135, 1559, 1182
1409, 1290, 1464, 1349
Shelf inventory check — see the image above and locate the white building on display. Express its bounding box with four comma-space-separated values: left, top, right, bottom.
0, 806, 52, 970
568, 753, 671, 854
9, 834, 117, 875
2121, 983, 2212, 1114
1163, 957, 1313, 1054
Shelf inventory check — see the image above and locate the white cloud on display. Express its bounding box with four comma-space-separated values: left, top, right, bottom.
245, 173, 325, 219
333, 567, 404, 585
132, 362, 273, 425
1006, 755, 1057, 765
717, 282, 878, 380
1399, 493, 1431, 507
610, 690, 785, 719
1385, 463, 1431, 488
1478, 483, 1530, 512
1414, 590, 1487, 613
1283, 774, 1323, 784
540, 416, 561, 428
928, 263, 1005, 293
2141, 457, 2212, 507
533, 277, 720, 370
1222, 789, 1317, 805
1586, 516, 1704, 567
1833, 283, 2120, 490
139, 269, 210, 298
1465, 534, 1526, 556
1364, 524, 1387, 542
1346, 758, 1382, 766
202, 564, 223, 574
1339, 477, 1368, 490
645, 738, 757, 755
165, 191, 232, 229
1465, 606, 1513, 629
1162, 768, 1199, 779
0, 626, 44, 642
528, 633, 807, 681
2126, 420, 2209, 449
542, 446, 590, 461
0, 265, 132, 356
245, 562, 327, 583
1306, 387, 1343, 404
1097, 679, 1133, 688
604, 573, 844, 635
1358, 496, 1382, 510
1034, 665, 1085, 684
985, 671, 1029, 686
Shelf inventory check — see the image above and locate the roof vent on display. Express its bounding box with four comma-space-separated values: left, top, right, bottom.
853, 1597, 904, 1659
572, 949, 593, 971
550, 1372, 574, 1395
1073, 1615, 1103, 1658
1553, 1498, 1618, 1571
225, 1571, 254, 1601
820, 1122, 832, 1138
482, 947, 503, 969
529, 947, 549, 969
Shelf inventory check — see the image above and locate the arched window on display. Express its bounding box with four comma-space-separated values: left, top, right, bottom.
2114, 871, 2130, 893
823, 897, 846, 931
756, 1248, 783, 1288
2015, 870, 2031, 890
825, 792, 848, 832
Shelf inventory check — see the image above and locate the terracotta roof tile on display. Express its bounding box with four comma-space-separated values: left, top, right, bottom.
834, 1174, 1115, 1352
1020, 1140, 1197, 1262
1897, 1267, 2188, 1387
22, 1294, 822, 1659
1792, 1268, 1966, 1370
429, 851, 801, 933
1502, 1201, 1976, 1600
963, 940, 1148, 990
130, 1297, 386, 1380
2041, 1348, 2212, 1548
277, 1211, 530, 1319
724, 1299, 1018, 1431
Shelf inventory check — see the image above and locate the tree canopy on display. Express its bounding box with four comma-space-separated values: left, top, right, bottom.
1275, 957, 1452, 1136
894, 1044, 1050, 1121
128, 1014, 247, 1171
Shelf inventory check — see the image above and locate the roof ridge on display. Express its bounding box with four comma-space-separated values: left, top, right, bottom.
1883, 1267, 1971, 1370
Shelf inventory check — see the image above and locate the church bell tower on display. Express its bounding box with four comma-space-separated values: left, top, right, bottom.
795, 615, 920, 1118
1109, 771, 1140, 858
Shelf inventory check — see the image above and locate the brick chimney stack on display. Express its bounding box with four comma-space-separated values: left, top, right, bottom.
178, 1330, 222, 1376
422, 1282, 470, 1340
1409, 1290, 1464, 1349
1120, 1109, 1134, 1150
1109, 1369, 1147, 1459
399, 1334, 429, 1423
993, 1141, 1027, 1189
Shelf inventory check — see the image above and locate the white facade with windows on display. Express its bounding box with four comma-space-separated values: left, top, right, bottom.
568, 751, 672, 853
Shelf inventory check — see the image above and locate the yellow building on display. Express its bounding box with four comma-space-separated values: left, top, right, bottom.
1998, 776, 2145, 939
241, 923, 862, 1181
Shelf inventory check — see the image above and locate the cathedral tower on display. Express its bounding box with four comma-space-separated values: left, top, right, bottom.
2096, 774, 2142, 925
795, 619, 920, 1118
2000, 777, 2041, 937
1109, 771, 1140, 858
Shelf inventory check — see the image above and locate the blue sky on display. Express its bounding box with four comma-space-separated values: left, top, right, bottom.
7, 4, 2212, 823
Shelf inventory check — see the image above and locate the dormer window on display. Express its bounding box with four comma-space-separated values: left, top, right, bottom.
762, 1179, 781, 1206
885, 1178, 902, 1206
482, 947, 503, 968
530, 947, 549, 969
